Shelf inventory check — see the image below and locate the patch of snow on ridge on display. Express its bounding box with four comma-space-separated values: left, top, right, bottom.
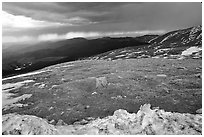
2, 80, 35, 92
2, 80, 34, 109
181, 47, 202, 56
2, 94, 32, 107
3, 70, 51, 81
160, 32, 178, 43
54, 64, 74, 69
115, 54, 126, 58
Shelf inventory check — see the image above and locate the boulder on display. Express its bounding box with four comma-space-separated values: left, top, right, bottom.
96, 77, 108, 88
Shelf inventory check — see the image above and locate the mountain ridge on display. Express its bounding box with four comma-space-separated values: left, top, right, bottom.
3, 25, 201, 78
87, 25, 202, 60
2, 31, 202, 135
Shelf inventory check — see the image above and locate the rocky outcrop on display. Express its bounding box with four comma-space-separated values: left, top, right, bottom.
95, 77, 108, 88
2, 114, 58, 135
2, 104, 202, 135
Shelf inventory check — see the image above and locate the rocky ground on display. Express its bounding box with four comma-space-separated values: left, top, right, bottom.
2, 104, 202, 135
2, 58, 202, 134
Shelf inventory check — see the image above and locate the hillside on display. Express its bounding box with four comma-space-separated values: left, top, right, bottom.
2, 25, 202, 135
87, 25, 202, 60
3, 26, 201, 78
2, 37, 147, 78
2, 58, 202, 134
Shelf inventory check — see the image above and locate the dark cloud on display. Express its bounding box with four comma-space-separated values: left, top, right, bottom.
3, 2, 201, 28
2, 2, 141, 24
2, 2, 202, 44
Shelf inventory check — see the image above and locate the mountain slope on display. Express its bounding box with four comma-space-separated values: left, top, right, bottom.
2, 25, 202, 135
2, 58, 202, 135
3, 37, 147, 78
87, 25, 202, 60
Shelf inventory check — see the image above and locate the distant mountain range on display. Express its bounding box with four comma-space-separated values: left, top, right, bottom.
2, 25, 202, 78
87, 25, 202, 60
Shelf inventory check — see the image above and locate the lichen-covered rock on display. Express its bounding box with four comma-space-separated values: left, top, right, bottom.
70, 104, 202, 135
2, 104, 202, 135
2, 114, 58, 135
95, 77, 108, 88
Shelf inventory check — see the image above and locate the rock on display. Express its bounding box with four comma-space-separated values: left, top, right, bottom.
96, 77, 108, 88
196, 108, 202, 114
2, 114, 58, 135
2, 104, 202, 135
85, 105, 90, 109
74, 119, 89, 125
33, 83, 41, 87
49, 119, 55, 124
56, 119, 67, 126
51, 85, 59, 89
86, 117, 95, 121
195, 73, 202, 79
91, 92, 97, 95
156, 74, 167, 77
176, 67, 187, 70
48, 106, 54, 111
38, 84, 46, 89
111, 95, 123, 100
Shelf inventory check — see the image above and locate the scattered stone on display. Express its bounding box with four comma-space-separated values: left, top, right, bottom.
48, 107, 54, 111
111, 95, 123, 100
85, 105, 90, 109
49, 119, 55, 124
38, 84, 46, 89
92, 92, 97, 95
23, 86, 30, 89
74, 119, 89, 125
86, 117, 96, 121
56, 119, 67, 126
156, 74, 167, 77
195, 73, 202, 79
196, 108, 202, 114
61, 78, 66, 81
51, 85, 59, 88
177, 67, 187, 70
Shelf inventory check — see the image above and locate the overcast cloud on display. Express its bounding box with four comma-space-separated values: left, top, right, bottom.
2, 2, 202, 44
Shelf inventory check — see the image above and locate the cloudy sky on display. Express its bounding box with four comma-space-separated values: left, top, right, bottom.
2, 2, 202, 44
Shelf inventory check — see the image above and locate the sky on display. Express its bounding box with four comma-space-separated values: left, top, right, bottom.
2, 2, 202, 44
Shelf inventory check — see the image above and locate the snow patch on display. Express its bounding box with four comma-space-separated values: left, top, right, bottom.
160, 32, 178, 43
115, 54, 126, 58
2, 94, 32, 108
181, 47, 202, 56
155, 48, 170, 53
2, 80, 34, 92
55, 64, 74, 69
3, 70, 51, 81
